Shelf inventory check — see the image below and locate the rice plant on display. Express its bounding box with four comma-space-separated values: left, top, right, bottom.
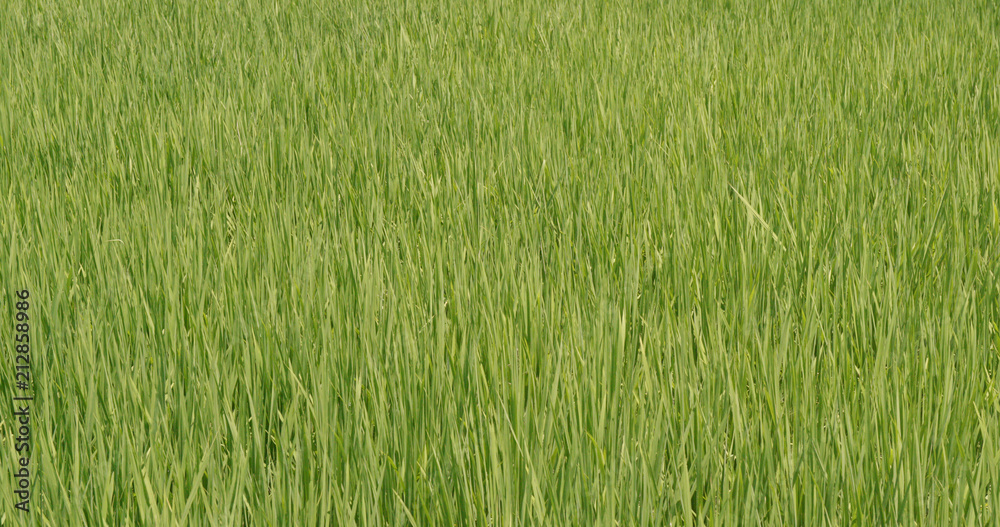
1, 0, 998, 524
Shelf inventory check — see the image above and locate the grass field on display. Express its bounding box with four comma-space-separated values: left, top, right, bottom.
2, 0, 999, 524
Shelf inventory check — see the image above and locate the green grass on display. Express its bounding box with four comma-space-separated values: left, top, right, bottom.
2, 0, 999, 524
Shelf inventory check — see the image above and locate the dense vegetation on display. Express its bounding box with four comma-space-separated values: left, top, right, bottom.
2, 0, 999, 524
